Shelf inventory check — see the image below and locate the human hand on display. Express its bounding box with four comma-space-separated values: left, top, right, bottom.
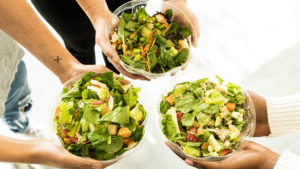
247, 90, 271, 137
31, 139, 116, 169
161, 0, 200, 71
76, 0, 149, 80
161, 0, 200, 47
92, 11, 149, 81
166, 141, 279, 169
59, 63, 112, 83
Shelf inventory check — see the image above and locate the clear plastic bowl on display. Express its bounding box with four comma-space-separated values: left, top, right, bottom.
50, 72, 148, 164
105, 0, 196, 79
157, 72, 256, 162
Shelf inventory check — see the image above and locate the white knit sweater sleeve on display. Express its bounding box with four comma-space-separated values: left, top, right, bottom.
266, 94, 300, 169
274, 151, 300, 169
266, 93, 300, 137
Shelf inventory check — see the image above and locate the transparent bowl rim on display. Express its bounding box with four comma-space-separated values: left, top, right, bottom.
50, 72, 149, 164
156, 72, 256, 162
105, 0, 196, 79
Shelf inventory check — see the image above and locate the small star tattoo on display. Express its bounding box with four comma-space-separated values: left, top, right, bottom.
54, 56, 63, 63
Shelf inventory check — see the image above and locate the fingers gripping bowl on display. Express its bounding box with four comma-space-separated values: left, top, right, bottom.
158, 75, 256, 161
52, 72, 147, 162
106, 0, 196, 79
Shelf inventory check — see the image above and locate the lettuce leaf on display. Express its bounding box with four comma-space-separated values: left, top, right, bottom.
99, 106, 130, 125
196, 112, 211, 126
181, 112, 194, 127
205, 90, 226, 105
161, 114, 178, 139
123, 86, 140, 108
58, 101, 74, 124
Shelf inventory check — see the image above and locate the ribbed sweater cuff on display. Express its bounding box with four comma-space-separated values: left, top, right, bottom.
274, 151, 300, 169
266, 94, 300, 137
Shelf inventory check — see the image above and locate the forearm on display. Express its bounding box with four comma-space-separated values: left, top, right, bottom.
0, 136, 41, 164
76, 0, 110, 25
0, 0, 79, 82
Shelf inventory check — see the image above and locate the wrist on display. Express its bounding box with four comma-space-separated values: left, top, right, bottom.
260, 151, 280, 169
76, 0, 111, 26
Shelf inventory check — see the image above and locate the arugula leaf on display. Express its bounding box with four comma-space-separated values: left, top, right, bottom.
136, 7, 150, 22
118, 17, 126, 43
120, 55, 146, 70
178, 26, 192, 38
122, 13, 134, 22
99, 106, 130, 125
146, 39, 158, 70
174, 49, 189, 65
164, 23, 178, 36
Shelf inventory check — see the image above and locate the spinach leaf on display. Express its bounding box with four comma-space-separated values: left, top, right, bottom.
174, 49, 189, 65
178, 26, 192, 38
165, 9, 173, 20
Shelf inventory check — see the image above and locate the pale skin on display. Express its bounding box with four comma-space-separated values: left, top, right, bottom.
166, 91, 280, 169
76, 0, 200, 80
0, 0, 115, 168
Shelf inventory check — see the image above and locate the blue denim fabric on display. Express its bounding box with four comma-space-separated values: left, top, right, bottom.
3, 61, 32, 133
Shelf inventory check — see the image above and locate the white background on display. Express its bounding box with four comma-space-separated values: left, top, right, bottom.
1, 0, 300, 168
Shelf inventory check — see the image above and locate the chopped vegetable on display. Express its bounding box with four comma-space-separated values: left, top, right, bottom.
112, 8, 191, 74
160, 76, 247, 157
54, 72, 147, 160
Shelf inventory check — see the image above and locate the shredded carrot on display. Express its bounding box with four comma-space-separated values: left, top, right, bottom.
179, 48, 185, 52
122, 44, 127, 55
162, 24, 171, 36
143, 31, 154, 55
130, 31, 137, 38
130, 47, 134, 58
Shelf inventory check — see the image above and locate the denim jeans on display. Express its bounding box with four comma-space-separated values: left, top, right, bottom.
3, 61, 32, 133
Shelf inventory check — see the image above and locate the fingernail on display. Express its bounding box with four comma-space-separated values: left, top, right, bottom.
185, 159, 194, 166
92, 163, 102, 169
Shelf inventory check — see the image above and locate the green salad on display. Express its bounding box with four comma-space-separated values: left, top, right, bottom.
111, 7, 192, 73
160, 76, 246, 157
53, 72, 147, 160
